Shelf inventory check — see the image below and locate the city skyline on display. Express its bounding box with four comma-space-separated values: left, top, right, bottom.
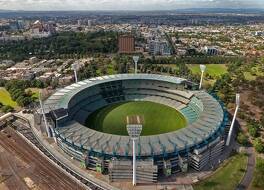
0, 0, 264, 11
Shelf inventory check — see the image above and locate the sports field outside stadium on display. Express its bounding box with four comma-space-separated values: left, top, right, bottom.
85, 101, 187, 136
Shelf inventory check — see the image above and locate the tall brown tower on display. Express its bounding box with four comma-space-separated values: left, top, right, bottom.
118, 35, 135, 53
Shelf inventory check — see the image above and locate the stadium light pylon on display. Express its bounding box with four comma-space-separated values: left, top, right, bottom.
127, 124, 142, 186
72, 63, 79, 83
39, 89, 51, 137
199, 64, 206, 90
226, 94, 240, 146
133, 56, 139, 74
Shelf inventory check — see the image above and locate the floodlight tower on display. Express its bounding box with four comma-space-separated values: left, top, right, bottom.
199, 64, 206, 90
226, 94, 240, 146
71, 63, 79, 83
39, 89, 51, 137
133, 56, 139, 74
127, 124, 142, 186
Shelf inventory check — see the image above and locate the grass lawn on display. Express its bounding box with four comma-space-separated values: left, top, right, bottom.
85, 101, 187, 136
0, 87, 17, 107
249, 157, 264, 190
188, 64, 228, 77
194, 153, 248, 190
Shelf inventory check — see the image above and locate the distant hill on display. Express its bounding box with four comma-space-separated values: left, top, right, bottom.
175, 8, 264, 14
0, 8, 263, 15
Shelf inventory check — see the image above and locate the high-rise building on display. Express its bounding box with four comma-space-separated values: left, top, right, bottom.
17, 20, 25, 30
47, 21, 56, 34
118, 35, 135, 54
32, 20, 44, 33
149, 40, 160, 55
9, 21, 19, 31
77, 20, 82, 26
149, 40, 171, 56
87, 20, 92, 27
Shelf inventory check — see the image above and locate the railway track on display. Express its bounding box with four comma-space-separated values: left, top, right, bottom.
0, 127, 82, 190
8, 118, 109, 190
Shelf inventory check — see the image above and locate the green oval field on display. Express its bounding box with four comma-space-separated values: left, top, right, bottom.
85, 101, 187, 136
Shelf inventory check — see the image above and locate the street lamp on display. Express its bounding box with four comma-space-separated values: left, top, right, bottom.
226, 94, 240, 146
133, 56, 139, 74
199, 64, 206, 90
71, 63, 79, 83
127, 124, 142, 186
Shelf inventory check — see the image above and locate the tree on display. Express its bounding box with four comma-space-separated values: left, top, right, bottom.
0, 79, 6, 87
254, 138, 264, 153
4, 80, 40, 108
237, 132, 248, 146
26, 89, 33, 97
1, 105, 14, 113
31, 79, 44, 88
10, 88, 25, 101
247, 122, 259, 137
101, 66, 108, 75
14, 93, 33, 107
249, 127, 258, 138
1, 31, 118, 61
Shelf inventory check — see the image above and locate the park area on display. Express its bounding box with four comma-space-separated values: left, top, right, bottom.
194, 153, 248, 190
250, 157, 264, 190
187, 64, 228, 77
0, 87, 17, 107
0, 87, 40, 112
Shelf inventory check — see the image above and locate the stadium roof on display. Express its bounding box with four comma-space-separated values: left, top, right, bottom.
43, 74, 187, 113
45, 74, 225, 157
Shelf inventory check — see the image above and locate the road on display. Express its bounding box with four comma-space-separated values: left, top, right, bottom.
0, 127, 86, 190
236, 146, 256, 190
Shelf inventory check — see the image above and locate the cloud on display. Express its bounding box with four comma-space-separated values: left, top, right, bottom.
0, 0, 263, 10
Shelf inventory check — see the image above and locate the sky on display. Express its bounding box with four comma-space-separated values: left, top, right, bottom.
0, 0, 263, 11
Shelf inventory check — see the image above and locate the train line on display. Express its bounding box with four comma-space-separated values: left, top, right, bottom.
7, 117, 110, 190
0, 128, 81, 190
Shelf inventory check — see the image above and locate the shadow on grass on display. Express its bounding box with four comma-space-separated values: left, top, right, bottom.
239, 168, 246, 172
203, 181, 219, 187
84, 101, 130, 134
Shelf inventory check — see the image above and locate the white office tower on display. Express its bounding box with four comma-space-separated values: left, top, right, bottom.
77, 20, 81, 26
87, 20, 92, 27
